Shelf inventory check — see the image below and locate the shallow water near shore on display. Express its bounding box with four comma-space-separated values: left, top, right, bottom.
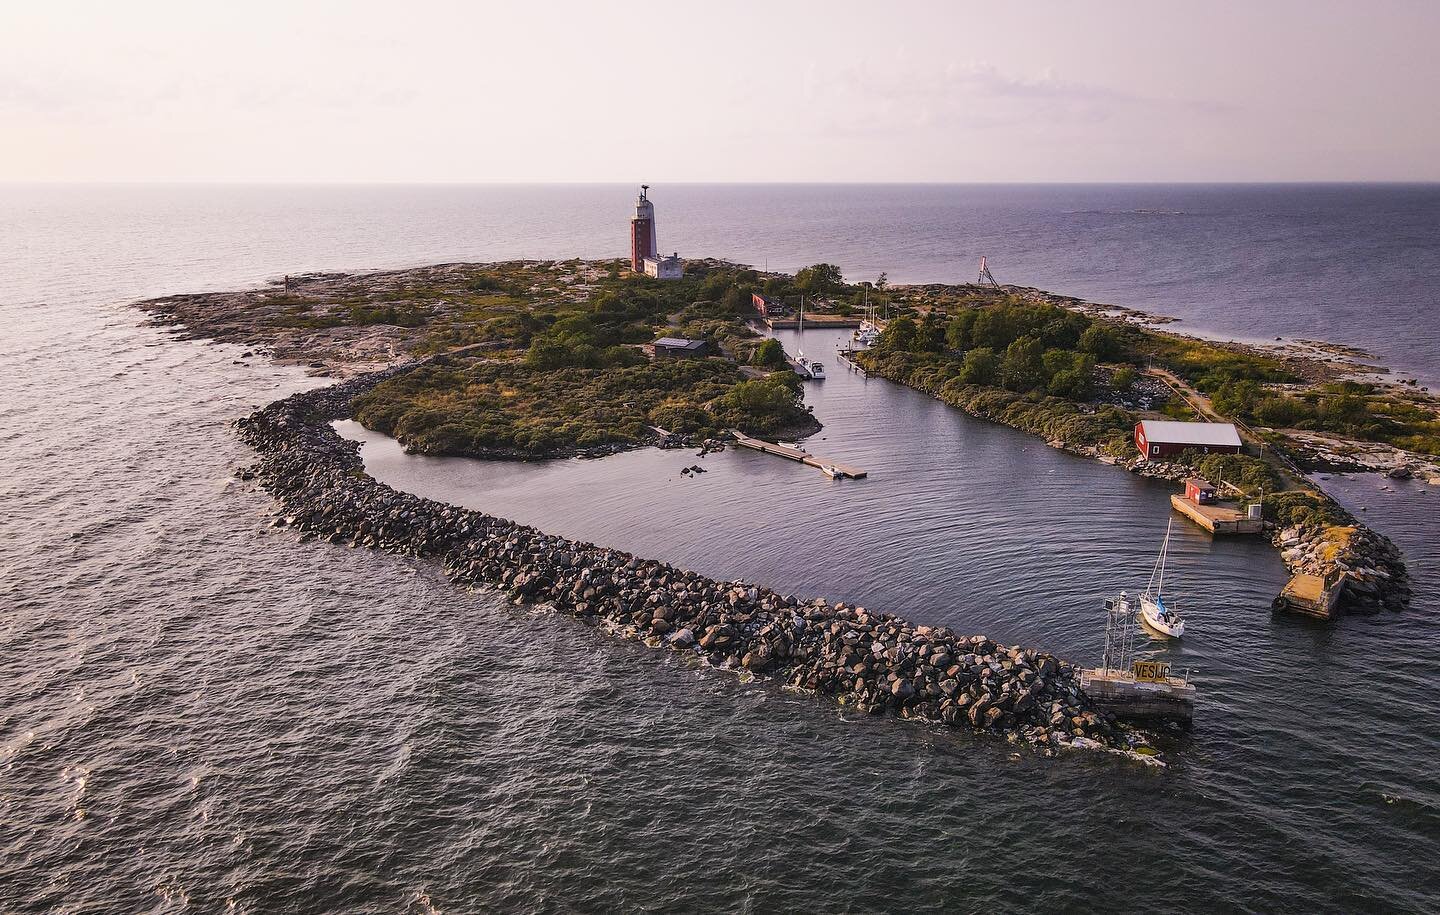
3, 184, 1440, 911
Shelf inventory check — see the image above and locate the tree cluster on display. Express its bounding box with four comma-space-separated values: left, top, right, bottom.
873, 300, 1123, 399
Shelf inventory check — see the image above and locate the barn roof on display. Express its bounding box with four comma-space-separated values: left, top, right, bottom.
1138, 420, 1243, 448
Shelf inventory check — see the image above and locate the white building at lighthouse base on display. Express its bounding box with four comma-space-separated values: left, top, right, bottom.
642, 252, 685, 280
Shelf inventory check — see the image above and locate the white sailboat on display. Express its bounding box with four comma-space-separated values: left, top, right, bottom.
796, 296, 826, 379
1140, 519, 1186, 638
853, 287, 882, 346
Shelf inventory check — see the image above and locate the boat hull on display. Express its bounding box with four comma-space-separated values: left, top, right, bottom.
1140, 596, 1185, 638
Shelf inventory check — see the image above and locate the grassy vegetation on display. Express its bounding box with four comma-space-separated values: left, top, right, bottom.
340, 259, 817, 458
1211, 379, 1440, 456
353, 356, 809, 457
857, 349, 1136, 456
854, 285, 1438, 461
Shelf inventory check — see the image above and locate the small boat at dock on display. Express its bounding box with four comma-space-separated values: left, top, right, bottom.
852, 289, 882, 345
794, 296, 825, 379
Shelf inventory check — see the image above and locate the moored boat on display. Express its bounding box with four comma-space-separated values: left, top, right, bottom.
1140, 520, 1186, 638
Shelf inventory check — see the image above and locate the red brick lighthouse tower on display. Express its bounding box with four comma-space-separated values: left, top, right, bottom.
630, 184, 658, 272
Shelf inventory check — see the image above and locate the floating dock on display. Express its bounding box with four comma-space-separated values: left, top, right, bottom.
1170, 494, 1263, 534
729, 431, 867, 479
1273, 570, 1347, 619
1080, 666, 1195, 722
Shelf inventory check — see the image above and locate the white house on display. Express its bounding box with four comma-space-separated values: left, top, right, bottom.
643, 252, 685, 280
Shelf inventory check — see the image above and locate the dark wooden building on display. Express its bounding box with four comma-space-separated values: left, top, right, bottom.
653, 337, 708, 358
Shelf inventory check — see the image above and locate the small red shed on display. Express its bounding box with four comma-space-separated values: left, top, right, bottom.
1184, 478, 1218, 505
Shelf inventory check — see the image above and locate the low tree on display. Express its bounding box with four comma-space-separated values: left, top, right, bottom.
1254, 395, 1305, 427
1213, 379, 1261, 418
879, 316, 919, 352
721, 286, 751, 316
945, 309, 978, 352
525, 336, 573, 370
957, 346, 998, 385
751, 338, 788, 370
713, 375, 806, 434
916, 312, 947, 353
1113, 366, 1138, 390
1078, 322, 1123, 361
1001, 335, 1047, 392
794, 263, 845, 296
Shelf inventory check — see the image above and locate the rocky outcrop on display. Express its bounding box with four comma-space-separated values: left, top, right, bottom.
1273, 524, 1410, 614
236, 368, 1129, 756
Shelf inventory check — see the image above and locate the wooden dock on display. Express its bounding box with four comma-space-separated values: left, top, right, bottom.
729, 431, 868, 479
763, 314, 863, 330
1170, 494, 1263, 534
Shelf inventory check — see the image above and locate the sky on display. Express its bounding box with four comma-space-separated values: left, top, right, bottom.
3, 0, 1438, 183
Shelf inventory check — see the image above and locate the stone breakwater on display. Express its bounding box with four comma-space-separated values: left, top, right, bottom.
236, 370, 1130, 756
1274, 525, 1410, 613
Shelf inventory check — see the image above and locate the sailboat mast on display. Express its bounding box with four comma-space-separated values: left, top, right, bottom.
797, 295, 804, 356
1157, 518, 1172, 595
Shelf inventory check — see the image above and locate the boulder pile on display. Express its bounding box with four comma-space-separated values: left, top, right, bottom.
236, 370, 1126, 755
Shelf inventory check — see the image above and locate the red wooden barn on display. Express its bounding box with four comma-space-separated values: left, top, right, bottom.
1135, 420, 1243, 460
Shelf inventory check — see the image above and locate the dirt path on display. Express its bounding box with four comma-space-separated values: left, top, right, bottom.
1143, 367, 1308, 487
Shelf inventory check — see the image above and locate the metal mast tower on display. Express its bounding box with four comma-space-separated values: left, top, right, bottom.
1100, 593, 1137, 675
977, 256, 1002, 290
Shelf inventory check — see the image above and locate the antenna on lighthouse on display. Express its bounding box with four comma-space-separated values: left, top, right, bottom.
978, 256, 1002, 290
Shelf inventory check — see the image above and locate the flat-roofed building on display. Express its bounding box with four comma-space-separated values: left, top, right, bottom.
652, 336, 708, 358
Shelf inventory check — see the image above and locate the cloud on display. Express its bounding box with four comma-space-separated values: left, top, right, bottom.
806, 59, 1234, 138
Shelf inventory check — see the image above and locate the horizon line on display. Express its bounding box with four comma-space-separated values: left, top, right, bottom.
4, 179, 1440, 187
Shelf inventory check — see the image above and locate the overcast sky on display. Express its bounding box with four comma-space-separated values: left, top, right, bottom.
3, 1, 1438, 182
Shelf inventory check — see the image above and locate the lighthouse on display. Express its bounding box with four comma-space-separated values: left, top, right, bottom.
628, 185, 684, 279
630, 185, 658, 272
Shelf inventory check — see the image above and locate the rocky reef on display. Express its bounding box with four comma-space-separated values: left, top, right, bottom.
1274, 524, 1410, 613
236, 368, 1132, 757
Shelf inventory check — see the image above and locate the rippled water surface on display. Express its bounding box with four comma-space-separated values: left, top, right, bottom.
2, 184, 1439, 912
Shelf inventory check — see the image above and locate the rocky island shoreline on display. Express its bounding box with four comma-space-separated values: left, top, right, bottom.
239, 370, 1139, 758
136, 254, 1433, 766
851, 281, 1425, 617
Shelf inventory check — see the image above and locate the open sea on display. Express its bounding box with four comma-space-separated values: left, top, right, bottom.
2, 184, 1438, 912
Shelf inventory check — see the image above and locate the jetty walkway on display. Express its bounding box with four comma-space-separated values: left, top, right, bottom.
729, 431, 868, 479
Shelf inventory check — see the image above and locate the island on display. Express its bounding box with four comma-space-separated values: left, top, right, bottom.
139, 256, 1428, 758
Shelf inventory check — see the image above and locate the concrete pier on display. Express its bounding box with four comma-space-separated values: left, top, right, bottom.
1274, 570, 1347, 619
1080, 667, 1195, 722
